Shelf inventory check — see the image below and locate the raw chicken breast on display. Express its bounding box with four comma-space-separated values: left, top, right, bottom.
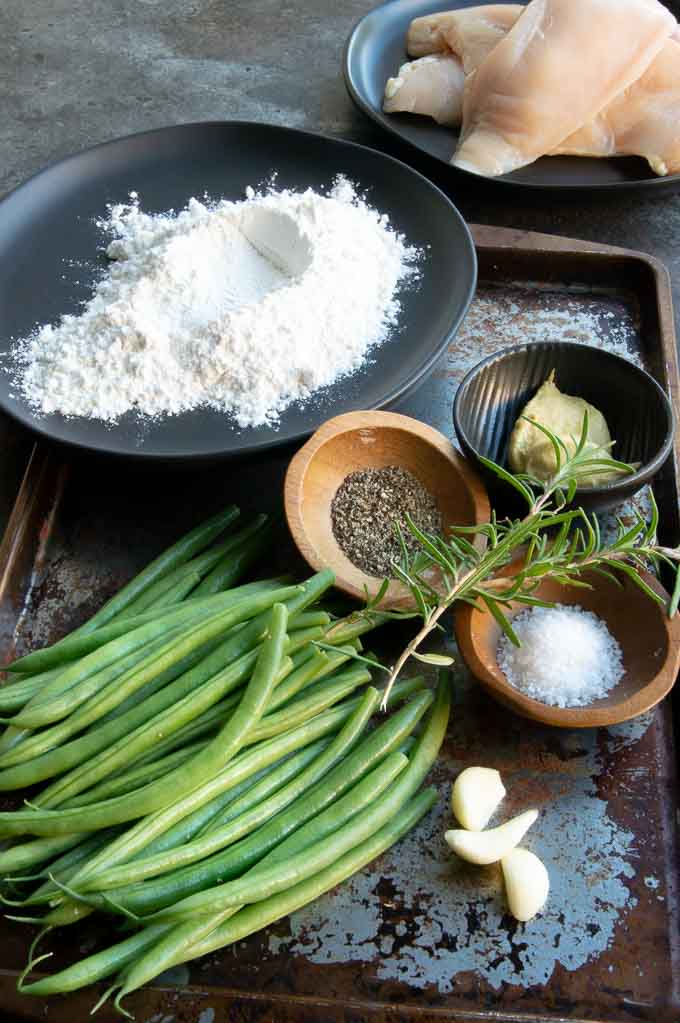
407, 5, 522, 66
453, 0, 677, 177
553, 37, 680, 175
384, 5, 521, 127
383, 53, 465, 125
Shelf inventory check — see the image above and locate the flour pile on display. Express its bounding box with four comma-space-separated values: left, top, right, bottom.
12, 181, 418, 427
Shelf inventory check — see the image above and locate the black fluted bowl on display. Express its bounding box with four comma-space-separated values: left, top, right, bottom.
452, 341, 675, 514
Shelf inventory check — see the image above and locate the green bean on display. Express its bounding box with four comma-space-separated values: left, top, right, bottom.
133, 570, 201, 613
82, 505, 241, 626
32, 750, 304, 929
113, 756, 411, 988
9, 602, 284, 848
60, 741, 208, 808
0, 667, 65, 713
130, 741, 329, 865
0, 835, 86, 876
71, 741, 337, 891
7, 585, 298, 736
323, 611, 392, 646
129, 635, 349, 772
113, 709, 220, 768
260, 648, 328, 705
0, 723, 32, 758
13, 832, 109, 887
20, 831, 119, 905
117, 788, 438, 1006
0, 622, 260, 795
115, 515, 271, 621
5, 506, 242, 676
71, 702, 371, 892
8, 657, 368, 847
141, 623, 328, 749
0, 632, 185, 777
35, 622, 303, 813
165, 675, 424, 835
160, 676, 449, 921
19, 787, 435, 1001
246, 665, 371, 745
193, 519, 276, 596
86, 643, 222, 732
4, 612, 221, 729
81, 745, 407, 896
284, 610, 331, 631
259, 751, 410, 868
33, 649, 262, 809
84, 688, 430, 917
33, 609, 286, 928
59, 687, 379, 911
110, 754, 410, 993
7, 578, 288, 679
88, 594, 319, 735
223, 633, 356, 728
113, 569, 199, 621
18, 922, 173, 996
69, 621, 327, 781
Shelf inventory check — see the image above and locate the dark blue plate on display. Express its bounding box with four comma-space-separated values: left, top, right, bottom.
344, 0, 680, 193
0, 121, 476, 460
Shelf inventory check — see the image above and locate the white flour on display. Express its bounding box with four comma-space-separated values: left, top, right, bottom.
12, 181, 418, 427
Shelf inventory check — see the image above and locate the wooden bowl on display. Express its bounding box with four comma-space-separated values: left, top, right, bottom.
284, 411, 490, 607
455, 563, 680, 727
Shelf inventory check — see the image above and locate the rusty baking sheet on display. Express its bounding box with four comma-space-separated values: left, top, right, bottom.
0, 226, 679, 1023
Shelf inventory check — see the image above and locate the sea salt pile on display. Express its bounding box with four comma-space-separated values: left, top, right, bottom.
497, 604, 624, 708
11, 180, 419, 427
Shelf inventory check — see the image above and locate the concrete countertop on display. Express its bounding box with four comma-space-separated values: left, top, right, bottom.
1, 0, 679, 526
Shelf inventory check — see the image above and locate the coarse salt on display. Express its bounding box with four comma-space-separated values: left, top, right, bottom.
496, 603, 624, 708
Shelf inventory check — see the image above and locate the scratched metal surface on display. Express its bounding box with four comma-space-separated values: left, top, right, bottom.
0, 274, 679, 1022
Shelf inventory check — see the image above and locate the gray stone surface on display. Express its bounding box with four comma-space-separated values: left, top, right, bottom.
1, 0, 679, 524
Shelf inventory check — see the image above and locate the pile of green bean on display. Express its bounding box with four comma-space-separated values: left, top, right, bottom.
0, 506, 448, 1017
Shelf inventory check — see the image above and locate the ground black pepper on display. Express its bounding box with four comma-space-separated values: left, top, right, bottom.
330, 465, 442, 578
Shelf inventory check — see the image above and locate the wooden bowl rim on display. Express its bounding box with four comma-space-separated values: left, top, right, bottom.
454, 566, 680, 728
284, 410, 490, 605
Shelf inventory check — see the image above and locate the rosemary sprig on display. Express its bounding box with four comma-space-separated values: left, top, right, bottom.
352, 414, 680, 709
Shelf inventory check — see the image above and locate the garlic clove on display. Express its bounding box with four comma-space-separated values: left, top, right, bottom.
501, 847, 550, 921
451, 766, 506, 831
444, 808, 538, 865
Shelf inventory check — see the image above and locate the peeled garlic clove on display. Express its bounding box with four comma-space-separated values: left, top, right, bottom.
451, 766, 506, 831
502, 847, 550, 921
444, 808, 538, 865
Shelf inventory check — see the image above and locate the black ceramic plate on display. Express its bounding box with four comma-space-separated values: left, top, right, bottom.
0, 121, 476, 460
344, 0, 680, 193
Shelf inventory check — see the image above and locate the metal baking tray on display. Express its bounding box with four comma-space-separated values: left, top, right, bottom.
1, 226, 678, 1022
